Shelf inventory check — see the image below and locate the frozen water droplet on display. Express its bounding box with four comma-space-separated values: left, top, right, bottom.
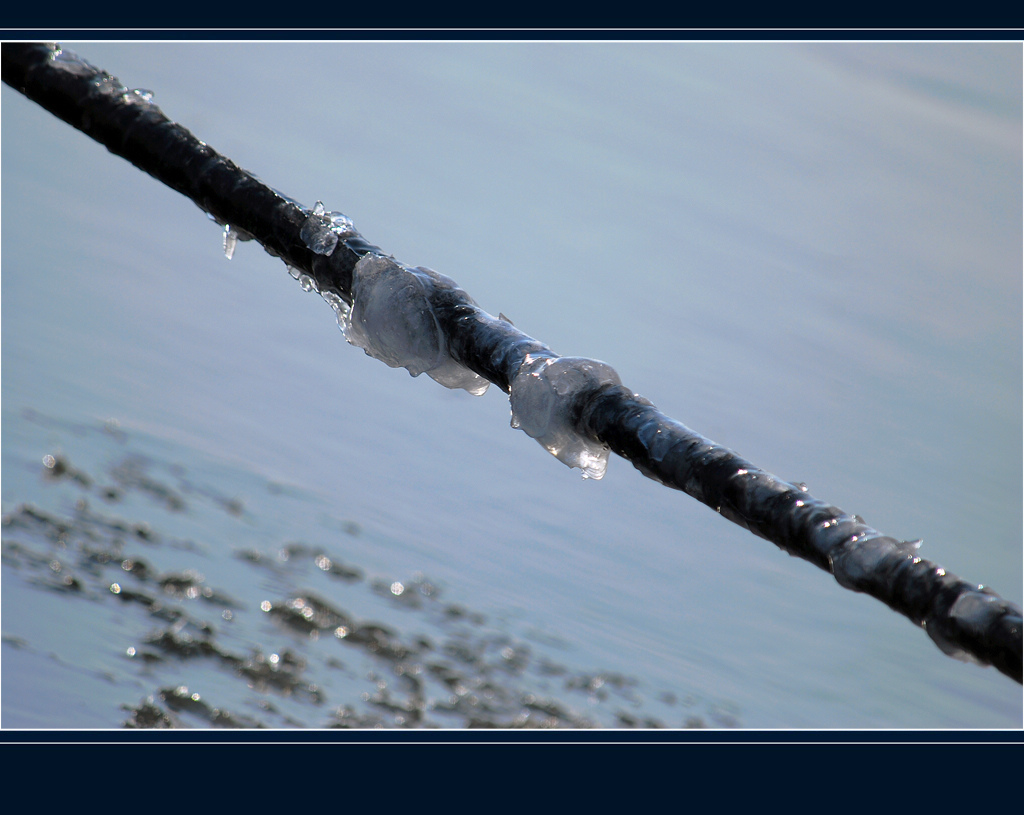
89, 73, 127, 99
345, 254, 489, 396
509, 355, 620, 479
285, 264, 302, 281
120, 87, 154, 106
320, 290, 351, 329
297, 274, 319, 293
121, 87, 154, 106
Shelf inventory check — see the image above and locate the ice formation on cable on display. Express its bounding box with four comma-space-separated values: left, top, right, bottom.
341, 254, 490, 396
300, 201, 357, 256
285, 261, 353, 334
320, 289, 351, 327
509, 355, 621, 479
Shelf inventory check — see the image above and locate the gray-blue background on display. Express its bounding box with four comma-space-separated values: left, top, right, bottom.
2, 41, 1021, 727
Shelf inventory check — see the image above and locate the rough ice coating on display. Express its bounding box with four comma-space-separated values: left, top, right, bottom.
342, 254, 489, 396
509, 355, 621, 479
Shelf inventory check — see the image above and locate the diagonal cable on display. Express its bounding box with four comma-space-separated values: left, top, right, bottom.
4, 41, 1019, 683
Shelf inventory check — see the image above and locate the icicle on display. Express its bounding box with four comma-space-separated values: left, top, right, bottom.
223, 224, 237, 259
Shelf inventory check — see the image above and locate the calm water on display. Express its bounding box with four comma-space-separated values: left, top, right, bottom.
2, 41, 1021, 728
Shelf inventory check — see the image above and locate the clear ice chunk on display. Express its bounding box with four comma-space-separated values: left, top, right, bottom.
300, 202, 339, 256
509, 355, 621, 479
329, 211, 355, 234
299, 201, 358, 257
342, 254, 489, 396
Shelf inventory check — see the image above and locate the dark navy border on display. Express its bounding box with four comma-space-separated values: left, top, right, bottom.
2, 29, 1023, 41
1, 728, 1022, 743
1, 736, 1018, 808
